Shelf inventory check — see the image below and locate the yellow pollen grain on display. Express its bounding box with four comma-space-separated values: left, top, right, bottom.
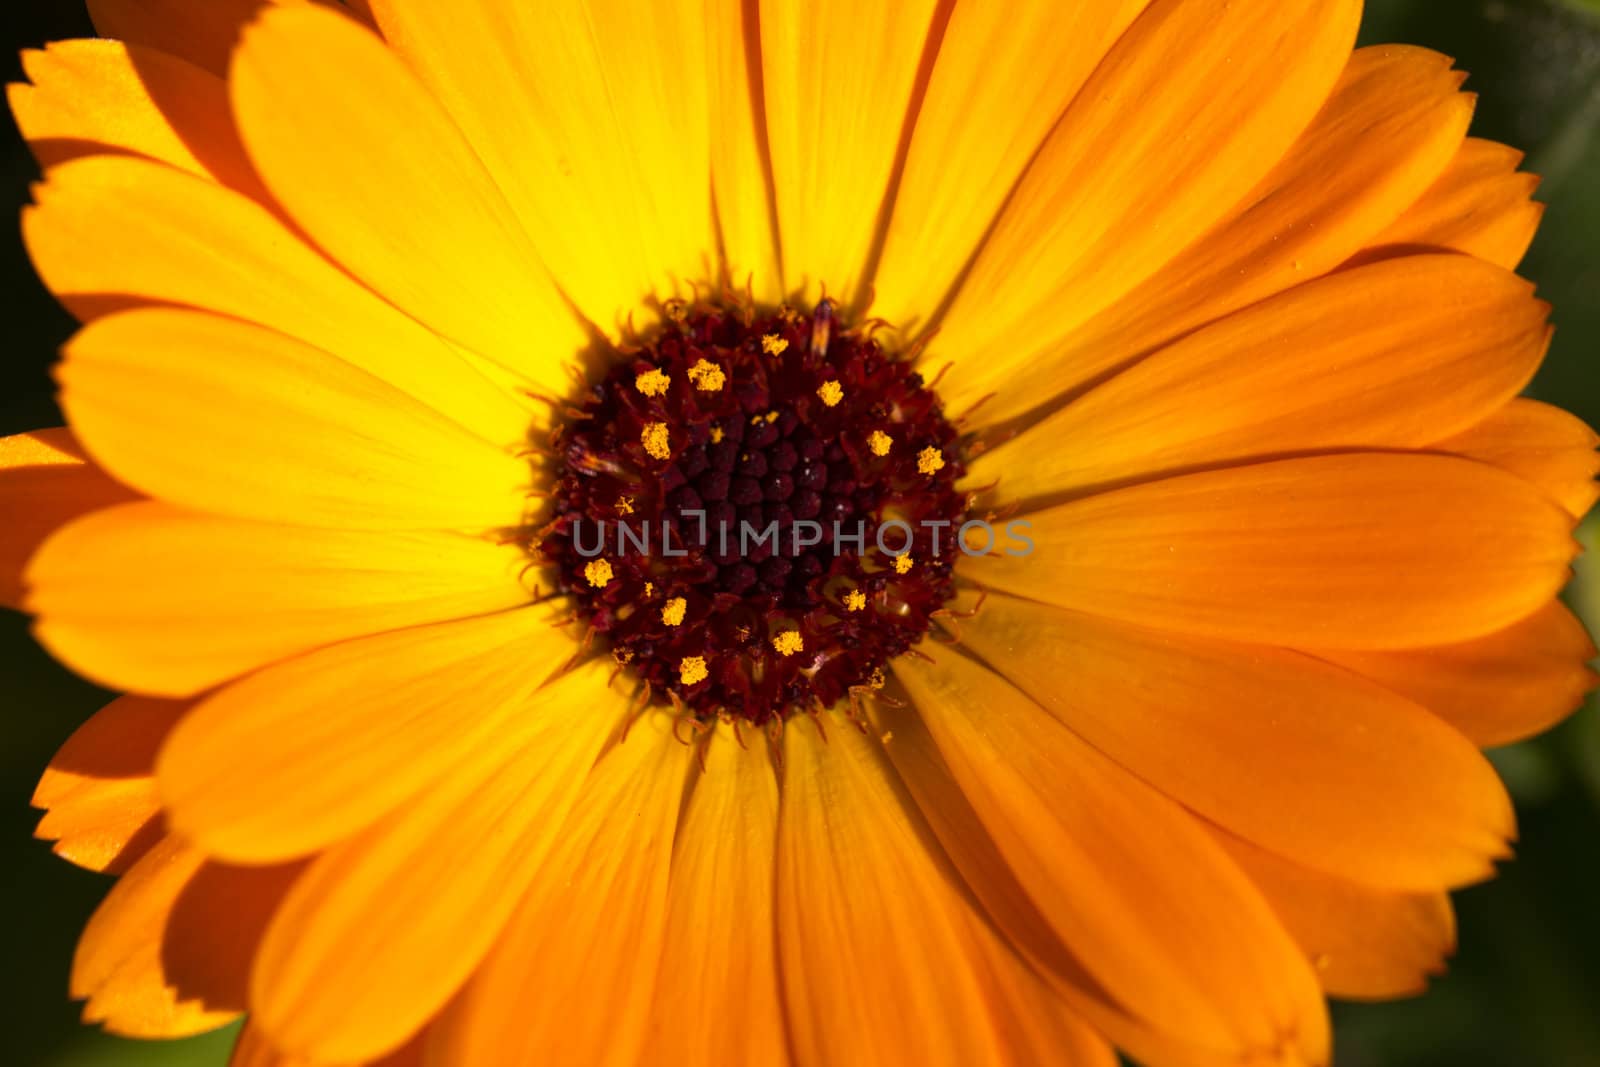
634, 368, 671, 397
893, 555, 914, 575
710, 425, 725, 444
661, 597, 687, 627
643, 581, 654, 597
844, 589, 867, 612
772, 630, 805, 657
686, 359, 726, 391
764, 411, 780, 424
817, 380, 844, 407
761, 334, 789, 356
615, 495, 635, 516
584, 559, 614, 588
917, 445, 946, 474
679, 655, 709, 686
868, 430, 893, 456
641, 421, 671, 460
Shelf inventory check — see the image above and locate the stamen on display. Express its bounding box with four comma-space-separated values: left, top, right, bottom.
844, 589, 867, 612
634, 368, 671, 397
687, 358, 726, 391
817, 380, 844, 407
641, 422, 672, 460
917, 446, 946, 474
761, 334, 789, 356
662, 597, 688, 627
679, 656, 709, 686
868, 430, 893, 456
584, 559, 614, 588
772, 630, 805, 657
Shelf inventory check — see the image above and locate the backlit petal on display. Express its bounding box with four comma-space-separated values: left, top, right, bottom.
892, 653, 1329, 1064
0, 428, 137, 610
230, 4, 587, 381
250, 660, 620, 1062
434, 709, 694, 1067
60, 308, 532, 531
26, 502, 529, 695
932, 0, 1360, 420
955, 594, 1514, 889
157, 603, 577, 863
967, 453, 1575, 650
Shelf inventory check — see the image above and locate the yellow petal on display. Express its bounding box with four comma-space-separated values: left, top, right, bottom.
33, 694, 182, 873
872, 0, 1151, 330
968, 453, 1575, 650
974, 254, 1549, 502
1317, 600, 1598, 749
1429, 398, 1600, 520
26, 502, 530, 695
938, 45, 1470, 427
433, 709, 694, 1067
370, 0, 716, 333
778, 714, 1119, 1067
229, 4, 587, 381
24, 156, 538, 443
61, 308, 531, 531
0, 428, 138, 610
645, 722, 787, 1064
705, 0, 781, 300
931, 0, 1359, 419
10, 40, 265, 198
250, 660, 620, 1062
888, 657, 1329, 1065
956, 594, 1514, 890
1214, 830, 1456, 1001
759, 0, 941, 305
1362, 137, 1543, 270
158, 602, 576, 863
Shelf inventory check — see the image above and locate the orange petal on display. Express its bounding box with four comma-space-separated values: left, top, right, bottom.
967, 452, 1576, 650
758, 0, 942, 305
939, 45, 1470, 427
955, 594, 1514, 889
10, 40, 265, 199
33, 695, 182, 874
1428, 398, 1600, 520
778, 714, 1121, 1067
892, 652, 1329, 1064
0, 427, 137, 610
931, 0, 1359, 420
72, 836, 302, 1038
26, 502, 529, 696
1316, 600, 1598, 749
86, 0, 268, 75
433, 709, 694, 1067
24, 156, 539, 443
249, 660, 620, 1062
973, 254, 1548, 502
60, 308, 531, 531
230, 4, 587, 381
370, 0, 717, 331
1361, 137, 1543, 270
1214, 830, 1456, 1001
645, 722, 789, 1065
158, 602, 576, 863
230, 1025, 424, 1067
870, 1, 1152, 329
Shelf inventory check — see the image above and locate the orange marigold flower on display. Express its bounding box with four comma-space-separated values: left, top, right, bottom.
2, 2, 1597, 1067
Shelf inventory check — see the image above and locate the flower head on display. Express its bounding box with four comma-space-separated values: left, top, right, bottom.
2, 2, 1596, 1066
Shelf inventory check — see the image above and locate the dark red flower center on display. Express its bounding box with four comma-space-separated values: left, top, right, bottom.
538, 300, 967, 725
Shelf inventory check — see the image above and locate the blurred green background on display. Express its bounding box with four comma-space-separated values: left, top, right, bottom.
2, 1, 1598, 1064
